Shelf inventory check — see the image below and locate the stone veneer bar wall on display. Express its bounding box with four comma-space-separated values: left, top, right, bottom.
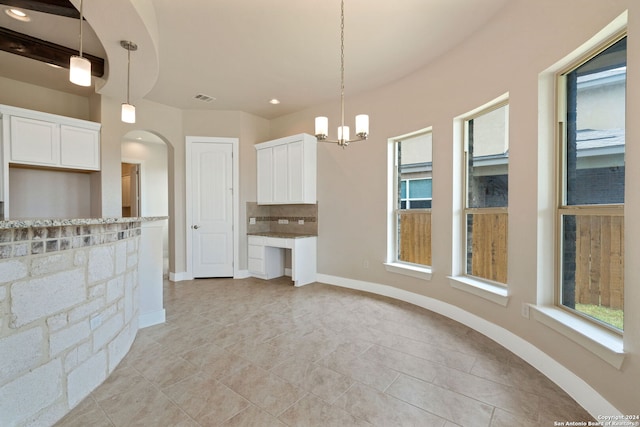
0, 219, 142, 427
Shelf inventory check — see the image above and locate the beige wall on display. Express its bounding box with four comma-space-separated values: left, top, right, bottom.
1, 0, 637, 414
270, 0, 637, 414
0, 76, 91, 120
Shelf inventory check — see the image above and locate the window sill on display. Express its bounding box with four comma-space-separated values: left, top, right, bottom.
448, 275, 509, 307
384, 262, 432, 281
530, 305, 624, 369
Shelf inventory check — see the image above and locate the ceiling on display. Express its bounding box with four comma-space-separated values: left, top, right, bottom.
0, 0, 512, 120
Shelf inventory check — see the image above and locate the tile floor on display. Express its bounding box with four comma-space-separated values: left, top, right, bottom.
56, 277, 593, 427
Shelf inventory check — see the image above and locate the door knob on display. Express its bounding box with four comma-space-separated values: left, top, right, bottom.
192, 225, 200, 229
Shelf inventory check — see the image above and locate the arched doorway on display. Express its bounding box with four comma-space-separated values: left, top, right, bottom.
121, 130, 170, 277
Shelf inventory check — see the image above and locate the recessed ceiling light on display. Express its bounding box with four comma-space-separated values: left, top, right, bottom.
269, 99, 281, 105
5, 8, 31, 22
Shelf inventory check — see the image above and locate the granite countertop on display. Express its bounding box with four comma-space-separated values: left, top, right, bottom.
0, 216, 168, 229
248, 232, 317, 239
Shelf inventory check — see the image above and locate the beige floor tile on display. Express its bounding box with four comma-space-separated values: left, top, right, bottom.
431, 364, 540, 422
489, 408, 541, 427
162, 375, 250, 425
278, 393, 371, 426
129, 350, 199, 388
94, 377, 194, 426
386, 374, 494, 427
55, 397, 114, 427
271, 357, 353, 404
54, 278, 592, 427
225, 339, 294, 370
220, 363, 306, 416
220, 404, 288, 427
322, 349, 400, 392
361, 344, 440, 383
180, 344, 252, 380
334, 382, 447, 426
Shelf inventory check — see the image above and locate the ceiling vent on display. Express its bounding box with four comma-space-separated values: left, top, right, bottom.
194, 93, 216, 103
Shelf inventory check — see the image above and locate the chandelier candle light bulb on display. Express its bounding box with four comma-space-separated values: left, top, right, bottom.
315, 116, 329, 139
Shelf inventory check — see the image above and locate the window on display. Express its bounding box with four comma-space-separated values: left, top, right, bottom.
400, 178, 432, 209
390, 129, 433, 268
558, 35, 626, 332
464, 102, 509, 284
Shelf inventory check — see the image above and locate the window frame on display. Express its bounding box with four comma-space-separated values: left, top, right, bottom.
462, 99, 510, 287
555, 31, 627, 334
385, 127, 433, 280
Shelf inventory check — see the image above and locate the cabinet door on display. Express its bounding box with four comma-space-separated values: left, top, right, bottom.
287, 140, 304, 202
272, 144, 288, 203
256, 147, 273, 204
60, 125, 100, 170
10, 116, 59, 166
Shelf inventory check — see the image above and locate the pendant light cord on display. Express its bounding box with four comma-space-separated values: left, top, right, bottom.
127, 47, 131, 104
78, 0, 84, 58
340, 0, 345, 135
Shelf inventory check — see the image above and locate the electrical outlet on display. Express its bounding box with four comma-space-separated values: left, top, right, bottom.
298, 219, 304, 225
363, 259, 370, 269
521, 303, 530, 319
249, 217, 256, 225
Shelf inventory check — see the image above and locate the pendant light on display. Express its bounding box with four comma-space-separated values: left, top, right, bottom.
314, 0, 369, 147
120, 40, 138, 124
69, 0, 91, 86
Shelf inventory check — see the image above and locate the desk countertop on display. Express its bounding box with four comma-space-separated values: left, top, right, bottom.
248, 232, 317, 239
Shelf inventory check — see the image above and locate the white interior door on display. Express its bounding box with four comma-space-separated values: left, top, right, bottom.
190, 142, 234, 277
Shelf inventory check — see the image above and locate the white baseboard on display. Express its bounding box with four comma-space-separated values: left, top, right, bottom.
138, 309, 166, 329
316, 273, 621, 418
169, 271, 192, 282
234, 269, 251, 279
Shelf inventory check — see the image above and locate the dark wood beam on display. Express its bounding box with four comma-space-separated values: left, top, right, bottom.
0, 27, 104, 77
0, 0, 79, 19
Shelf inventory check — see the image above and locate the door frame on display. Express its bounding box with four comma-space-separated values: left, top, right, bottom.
185, 136, 240, 279
121, 159, 142, 217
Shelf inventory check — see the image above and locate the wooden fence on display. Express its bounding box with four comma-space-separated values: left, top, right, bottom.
575, 215, 624, 309
399, 210, 432, 266
398, 211, 623, 309
468, 213, 508, 284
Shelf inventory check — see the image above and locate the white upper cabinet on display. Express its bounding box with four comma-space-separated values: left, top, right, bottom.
1, 105, 101, 171
60, 125, 100, 170
255, 133, 317, 205
9, 116, 60, 166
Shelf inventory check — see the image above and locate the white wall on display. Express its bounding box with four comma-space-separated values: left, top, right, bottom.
121, 139, 169, 217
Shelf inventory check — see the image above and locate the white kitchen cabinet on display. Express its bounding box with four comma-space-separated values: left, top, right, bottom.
0, 104, 101, 218
248, 235, 285, 279
255, 133, 316, 205
9, 116, 60, 166
247, 234, 317, 286
60, 124, 100, 170
1, 105, 101, 171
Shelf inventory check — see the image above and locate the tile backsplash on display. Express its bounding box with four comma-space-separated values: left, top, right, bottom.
247, 202, 317, 235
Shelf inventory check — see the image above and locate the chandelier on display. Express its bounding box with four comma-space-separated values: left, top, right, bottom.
314, 0, 369, 147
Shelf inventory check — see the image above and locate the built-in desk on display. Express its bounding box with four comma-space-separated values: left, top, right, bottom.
247, 233, 317, 286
